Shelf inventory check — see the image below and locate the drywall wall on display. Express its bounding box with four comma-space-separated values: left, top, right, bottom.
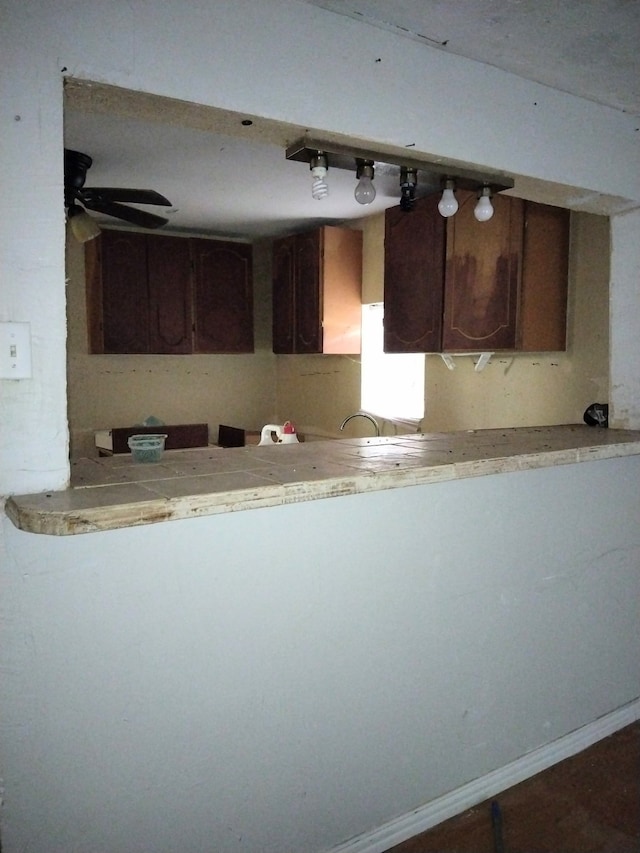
422, 211, 610, 431
68, 210, 609, 448
610, 207, 640, 429
275, 352, 362, 436
275, 211, 610, 437
3, 0, 640, 492
2, 456, 639, 852
2, 2, 640, 852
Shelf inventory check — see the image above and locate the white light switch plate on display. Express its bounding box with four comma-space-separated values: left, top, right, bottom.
0, 322, 32, 379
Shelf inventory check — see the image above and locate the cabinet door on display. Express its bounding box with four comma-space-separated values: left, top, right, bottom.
384, 194, 446, 353
294, 230, 322, 353
272, 235, 296, 353
321, 226, 363, 355
100, 230, 149, 354
443, 192, 523, 351
192, 239, 254, 353
519, 202, 570, 351
147, 235, 192, 354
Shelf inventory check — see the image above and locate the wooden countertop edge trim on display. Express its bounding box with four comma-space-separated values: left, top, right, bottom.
5, 435, 640, 537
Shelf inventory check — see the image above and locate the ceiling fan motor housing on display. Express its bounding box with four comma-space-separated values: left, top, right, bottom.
64, 149, 92, 190
63, 147, 171, 230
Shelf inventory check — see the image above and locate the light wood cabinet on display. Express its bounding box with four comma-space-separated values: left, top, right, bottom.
519, 201, 570, 351
272, 225, 362, 354
383, 192, 569, 353
86, 230, 253, 354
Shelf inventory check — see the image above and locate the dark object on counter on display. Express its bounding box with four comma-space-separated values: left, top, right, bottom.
583, 403, 609, 427
217, 424, 260, 447
112, 423, 209, 453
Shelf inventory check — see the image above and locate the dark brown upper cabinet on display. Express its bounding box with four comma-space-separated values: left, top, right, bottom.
86, 230, 253, 355
383, 192, 569, 353
272, 225, 362, 354
443, 191, 523, 351
191, 238, 253, 353
383, 194, 445, 353
147, 234, 192, 354
88, 230, 150, 354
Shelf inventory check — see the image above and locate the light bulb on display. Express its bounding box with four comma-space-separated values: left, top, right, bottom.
67, 204, 101, 242
311, 166, 329, 200
354, 160, 376, 205
438, 181, 458, 217
474, 186, 494, 221
310, 153, 329, 200
354, 175, 376, 205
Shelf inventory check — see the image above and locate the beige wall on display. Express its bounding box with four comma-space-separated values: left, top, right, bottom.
66, 211, 609, 455
274, 210, 609, 437
274, 220, 368, 438
421, 211, 610, 431
66, 234, 277, 458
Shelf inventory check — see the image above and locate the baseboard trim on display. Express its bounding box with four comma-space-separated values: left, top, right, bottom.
330, 699, 640, 853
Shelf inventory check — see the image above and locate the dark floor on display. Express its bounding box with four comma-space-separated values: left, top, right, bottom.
386, 721, 640, 853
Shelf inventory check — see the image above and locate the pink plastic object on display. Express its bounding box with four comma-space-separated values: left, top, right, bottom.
282, 421, 296, 434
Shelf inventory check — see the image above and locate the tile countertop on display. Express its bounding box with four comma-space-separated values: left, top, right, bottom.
5, 425, 640, 536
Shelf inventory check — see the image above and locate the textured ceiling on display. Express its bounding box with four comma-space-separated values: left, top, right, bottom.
304, 0, 640, 116
64, 1, 640, 239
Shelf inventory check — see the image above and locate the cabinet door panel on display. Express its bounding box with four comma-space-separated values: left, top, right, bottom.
85, 239, 104, 354
100, 231, 149, 354
294, 230, 322, 353
321, 226, 362, 355
192, 239, 253, 353
519, 202, 569, 351
443, 192, 523, 351
147, 235, 192, 354
384, 194, 445, 353
272, 236, 296, 353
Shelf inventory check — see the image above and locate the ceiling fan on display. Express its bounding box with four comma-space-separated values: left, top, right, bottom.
64, 148, 172, 241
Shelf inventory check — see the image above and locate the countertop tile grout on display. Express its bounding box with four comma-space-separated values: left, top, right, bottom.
5, 425, 640, 536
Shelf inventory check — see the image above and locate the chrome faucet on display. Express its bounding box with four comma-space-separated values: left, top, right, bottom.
339, 412, 380, 437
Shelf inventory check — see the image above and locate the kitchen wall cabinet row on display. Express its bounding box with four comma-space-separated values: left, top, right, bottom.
86, 230, 253, 354
272, 225, 363, 354
383, 191, 570, 353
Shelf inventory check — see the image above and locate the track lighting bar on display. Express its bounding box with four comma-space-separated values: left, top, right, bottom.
285, 137, 514, 197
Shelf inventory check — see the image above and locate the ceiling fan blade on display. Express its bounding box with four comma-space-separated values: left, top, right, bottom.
82, 199, 169, 229
81, 187, 172, 206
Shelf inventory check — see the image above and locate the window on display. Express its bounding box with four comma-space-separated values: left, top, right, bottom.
360, 303, 425, 423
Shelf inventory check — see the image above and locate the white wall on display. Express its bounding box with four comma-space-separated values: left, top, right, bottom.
2, 0, 640, 493
2, 2, 640, 851
2, 457, 639, 853
610, 207, 640, 429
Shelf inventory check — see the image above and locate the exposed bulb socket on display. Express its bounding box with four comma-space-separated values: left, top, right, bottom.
399, 167, 417, 212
